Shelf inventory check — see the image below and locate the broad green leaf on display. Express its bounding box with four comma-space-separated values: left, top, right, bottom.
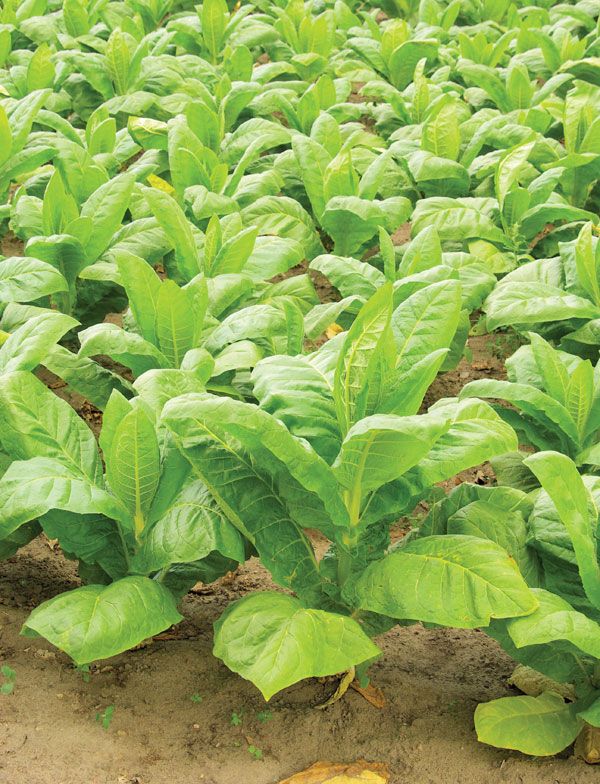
211, 227, 258, 276
507, 588, 600, 659
0, 312, 77, 373
27, 42, 54, 91
525, 452, 600, 610
332, 413, 449, 496
155, 280, 196, 368
334, 284, 392, 434
22, 576, 182, 665
44, 345, 131, 411
161, 393, 349, 529
574, 223, 600, 307
422, 100, 460, 161
213, 592, 380, 700
106, 406, 161, 538
162, 397, 324, 602
143, 188, 202, 281
78, 323, 169, 377
565, 361, 594, 442
447, 500, 540, 585
115, 252, 161, 345
379, 348, 448, 417
252, 354, 341, 462
132, 480, 245, 573
460, 379, 580, 446
495, 140, 535, 209
528, 332, 570, 405
388, 40, 438, 90
105, 29, 130, 94
241, 196, 323, 260
292, 134, 330, 220
355, 535, 536, 627
409, 399, 518, 486
0, 372, 101, 482
133, 369, 209, 415
0, 256, 67, 302
475, 693, 581, 756
310, 254, 385, 299
392, 280, 461, 375
80, 172, 135, 262
321, 197, 386, 257
202, 0, 228, 62
0, 457, 128, 539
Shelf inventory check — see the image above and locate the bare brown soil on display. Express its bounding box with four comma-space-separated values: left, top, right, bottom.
1, 537, 597, 784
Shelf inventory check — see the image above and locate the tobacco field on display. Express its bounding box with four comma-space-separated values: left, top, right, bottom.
0, 0, 600, 781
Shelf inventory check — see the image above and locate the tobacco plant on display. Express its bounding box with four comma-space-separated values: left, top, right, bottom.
158, 284, 535, 699
0, 370, 246, 657
420, 453, 600, 757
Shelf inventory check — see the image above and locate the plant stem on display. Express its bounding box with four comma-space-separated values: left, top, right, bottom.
115, 522, 132, 571
337, 547, 353, 588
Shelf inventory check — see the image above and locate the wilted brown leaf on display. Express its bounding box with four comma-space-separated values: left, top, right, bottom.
575, 724, 600, 764
349, 681, 386, 709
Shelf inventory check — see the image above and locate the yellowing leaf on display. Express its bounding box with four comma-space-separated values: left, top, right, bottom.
146, 174, 175, 194
325, 323, 343, 339
278, 761, 389, 784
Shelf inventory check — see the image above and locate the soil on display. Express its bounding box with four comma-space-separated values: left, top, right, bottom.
1, 537, 596, 784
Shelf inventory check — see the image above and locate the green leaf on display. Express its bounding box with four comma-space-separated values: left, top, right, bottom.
475, 693, 581, 756
392, 280, 461, 375
460, 380, 580, 447
155, 280, 196, 368
106, 406, 161, 539
495, 140, 535, 209
574, 223, 600, 308
388, 40, 438, 90
22, 576, 182, 665
0, 312, 78, 373
334, 283, 392, 434
252, 354, 341, 463
310, 254, 385, 299
321, 197, 385, 257
213, 592, 380, 700
528, 332, 570, 405
0, 457, 128, 540
292, 135, 330, 221
78, 323, 169, 377
105, 29, 130, 94
525, 452, 600, 610
132, 480, 245, 573
162, 396, 324, 602
422, 100, 460, 161
161, 393, 349, 530
447, 499, 540, 586
355, 535, 537, 627
506, 588, 600, 659
133, 369, 209, 415
0, 256, 67, 303
409, 399, 518, 486
115, 252, 161, 345
202, 0, 228, 62
0, 371, 101, 482
143, 188, 202, 281
27, 43, 55, 91
332, 413, 449, 496
79, 173, 135, 262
